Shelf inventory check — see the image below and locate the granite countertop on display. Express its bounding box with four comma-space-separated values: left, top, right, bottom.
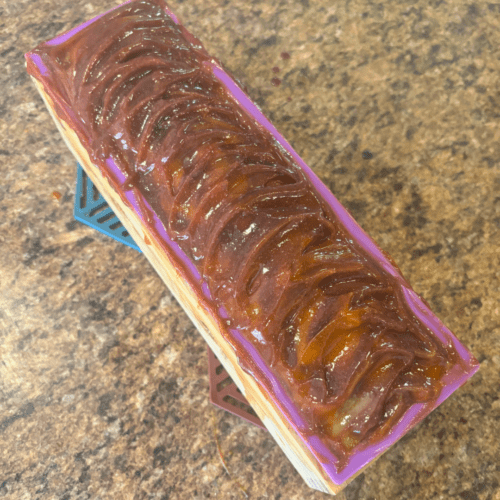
1, 0, 499, 498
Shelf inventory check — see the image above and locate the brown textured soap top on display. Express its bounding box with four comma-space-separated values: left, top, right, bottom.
28, 0, 460, 468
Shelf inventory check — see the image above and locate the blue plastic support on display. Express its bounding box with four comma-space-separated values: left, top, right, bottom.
74, 163, 141, 252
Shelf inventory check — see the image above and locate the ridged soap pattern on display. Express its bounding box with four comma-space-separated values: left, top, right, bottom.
31, 0, 461, 469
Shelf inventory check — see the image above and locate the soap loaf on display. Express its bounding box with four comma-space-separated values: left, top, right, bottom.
26, 0, 479, 494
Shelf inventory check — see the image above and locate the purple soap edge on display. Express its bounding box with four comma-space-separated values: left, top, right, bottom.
24, 0, 480, 488
210, 59, 479, 481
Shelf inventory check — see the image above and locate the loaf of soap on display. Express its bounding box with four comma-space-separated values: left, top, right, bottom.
25, 0, 479, 494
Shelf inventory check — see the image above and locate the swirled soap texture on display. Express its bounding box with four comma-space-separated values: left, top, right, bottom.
29, 0, 463, 469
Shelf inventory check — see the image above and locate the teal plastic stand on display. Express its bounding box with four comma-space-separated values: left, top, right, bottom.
74, 163, 141, 252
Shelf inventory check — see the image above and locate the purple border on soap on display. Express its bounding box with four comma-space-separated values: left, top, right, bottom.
210, 61, 479, 481
25, 0, 479, 487
44, 0, 180, 47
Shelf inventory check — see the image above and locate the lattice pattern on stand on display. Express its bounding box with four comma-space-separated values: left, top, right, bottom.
74, 163, 141, 251
207, 347, 265, 429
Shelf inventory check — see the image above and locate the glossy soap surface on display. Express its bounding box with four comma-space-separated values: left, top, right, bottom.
27, 0, 471, 471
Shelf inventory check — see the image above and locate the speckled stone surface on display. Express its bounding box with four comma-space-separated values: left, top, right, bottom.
0, 0, 499, 498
